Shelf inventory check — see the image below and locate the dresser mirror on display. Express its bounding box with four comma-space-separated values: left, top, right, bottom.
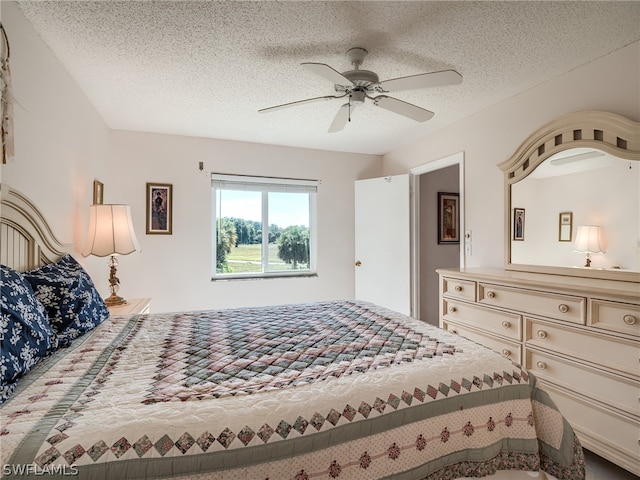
498, 111, 640, 282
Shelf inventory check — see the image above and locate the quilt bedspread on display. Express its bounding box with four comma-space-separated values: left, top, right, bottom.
0, 300, 584, 480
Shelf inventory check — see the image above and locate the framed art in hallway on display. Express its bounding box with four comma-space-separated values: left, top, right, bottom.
437, 192, 459, 244
146, 182, 172, 234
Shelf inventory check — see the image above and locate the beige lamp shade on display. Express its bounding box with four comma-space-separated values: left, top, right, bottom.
573, 225, 605, 254
82, 204, 141, 257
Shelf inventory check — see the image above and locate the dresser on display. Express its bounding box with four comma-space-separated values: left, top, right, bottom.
437, 267, 639, 476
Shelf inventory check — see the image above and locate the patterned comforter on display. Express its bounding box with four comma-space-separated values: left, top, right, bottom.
0, 300, 585, 479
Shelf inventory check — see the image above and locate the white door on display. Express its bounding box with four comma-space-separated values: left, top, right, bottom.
354, 174, 411, 315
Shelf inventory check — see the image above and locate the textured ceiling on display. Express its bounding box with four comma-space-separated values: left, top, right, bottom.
16, 1, 640, 155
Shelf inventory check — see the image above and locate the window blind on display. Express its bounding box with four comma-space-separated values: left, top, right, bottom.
211, 174, 318, 193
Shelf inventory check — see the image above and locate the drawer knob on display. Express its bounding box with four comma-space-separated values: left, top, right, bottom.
502, 321, 511, 329
448, 306, 457, 313
623, 314, 637, 325
537, 330, 547, 339
454, 285, 463, 292
536, 361, 547, 370
501, 349, 511, 357
486, 291, 496, 299
558, 304, 569, 313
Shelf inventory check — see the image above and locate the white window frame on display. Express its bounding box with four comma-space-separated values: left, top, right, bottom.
211, 173, 318, 280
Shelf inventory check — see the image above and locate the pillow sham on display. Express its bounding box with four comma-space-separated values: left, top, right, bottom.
1, 264, 54, 404
24, 255, 109, 347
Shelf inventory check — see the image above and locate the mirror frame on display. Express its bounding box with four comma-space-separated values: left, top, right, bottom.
498, 111, 640, 282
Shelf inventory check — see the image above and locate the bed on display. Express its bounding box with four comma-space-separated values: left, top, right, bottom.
0, 184, 585, 480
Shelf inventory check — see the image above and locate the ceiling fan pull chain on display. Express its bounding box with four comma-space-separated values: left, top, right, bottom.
348, 95, 352, 122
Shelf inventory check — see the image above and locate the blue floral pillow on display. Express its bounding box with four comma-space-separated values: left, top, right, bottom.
1, 264, 54, 403
24, 255, 109, 348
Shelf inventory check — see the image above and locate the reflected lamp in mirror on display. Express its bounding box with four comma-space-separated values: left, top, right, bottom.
82, 204, 141, 306
573, 225, 605, 268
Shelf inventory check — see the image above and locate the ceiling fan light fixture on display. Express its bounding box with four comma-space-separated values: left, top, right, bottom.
350, 90, 366, 105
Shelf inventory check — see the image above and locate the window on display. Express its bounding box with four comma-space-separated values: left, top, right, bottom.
211, 174, 318, 279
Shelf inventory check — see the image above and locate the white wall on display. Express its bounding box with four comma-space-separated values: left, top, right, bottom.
383, 41, 640, 271
1, 1, 111, 250
1, 2, 382, 312
108, 131, 381, 312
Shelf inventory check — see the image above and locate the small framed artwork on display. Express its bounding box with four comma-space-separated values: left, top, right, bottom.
513, 208, 525, 241
558, 211, 573, 242
438, 192, 460, 244
146, 183, 173, 235
93, 180, 104, 205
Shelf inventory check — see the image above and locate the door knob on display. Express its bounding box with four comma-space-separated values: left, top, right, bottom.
355, 260, 362, 267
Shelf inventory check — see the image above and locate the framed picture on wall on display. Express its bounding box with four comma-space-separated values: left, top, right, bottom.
513, 207, 525, 241
92, 180, 104, 205
146, 183, 173, 234
438, 192, 460, 244
558, 211, 573, 242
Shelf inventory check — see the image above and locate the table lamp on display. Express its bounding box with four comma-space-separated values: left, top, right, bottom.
82, 204, 141, 306
573, 225, 605, 268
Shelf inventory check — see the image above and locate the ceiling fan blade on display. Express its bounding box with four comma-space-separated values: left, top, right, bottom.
258, 95, 343, 113
378, 70, 463, 92
373, 96, 434, 122
328, 103, 354, 133
302, 62, 355, 86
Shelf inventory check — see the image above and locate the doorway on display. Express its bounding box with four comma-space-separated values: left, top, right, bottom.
410, 152, 464, 324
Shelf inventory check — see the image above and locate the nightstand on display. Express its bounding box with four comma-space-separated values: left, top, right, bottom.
107, 298, 152, 316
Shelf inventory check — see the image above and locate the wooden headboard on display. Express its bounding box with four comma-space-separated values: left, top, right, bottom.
0, 184, 72, 271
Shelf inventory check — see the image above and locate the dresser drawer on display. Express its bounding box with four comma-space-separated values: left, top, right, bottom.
541, 382, 640, 476
525, 318, 639, 377
478, 283, 585, 324
590, 299, 640, 337
441, 276, 476, 302
526, 349, 639, 417
443, 321, 521, 363
443, 299, 521, 341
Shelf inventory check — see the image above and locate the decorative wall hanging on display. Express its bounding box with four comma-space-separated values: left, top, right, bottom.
558, 211, 572, 242
146, 183, 173, 234
438, 192, 460, 244
93, 180, 104, 205
513, 208, 525, 241
1, 23, 14, 164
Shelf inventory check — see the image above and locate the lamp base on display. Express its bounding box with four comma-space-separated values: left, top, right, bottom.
105, 255, 127, 307
104, 293, 127, 307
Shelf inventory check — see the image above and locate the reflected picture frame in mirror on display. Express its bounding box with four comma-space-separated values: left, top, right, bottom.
498, 111, 640, 282
558, 212, 572, 242
513, 208, 525, 241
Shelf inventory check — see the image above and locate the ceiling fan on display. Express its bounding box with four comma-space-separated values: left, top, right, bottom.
259, 47, 463, 133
